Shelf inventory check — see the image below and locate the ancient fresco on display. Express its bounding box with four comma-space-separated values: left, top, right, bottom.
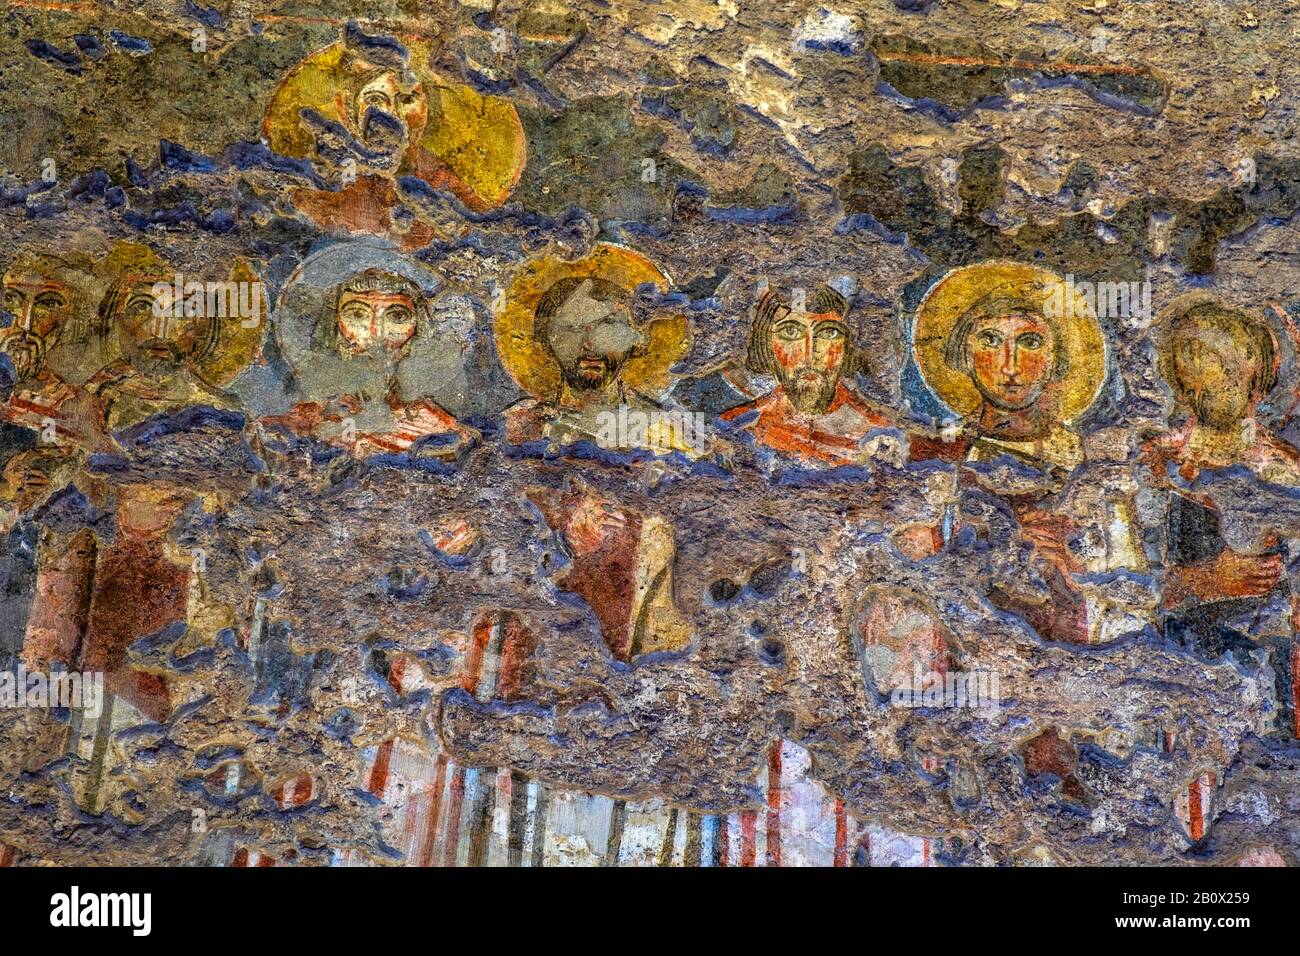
1, 0, 1299, 868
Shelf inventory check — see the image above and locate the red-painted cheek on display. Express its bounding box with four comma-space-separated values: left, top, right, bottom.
822, 341, 844, 372
773, 340, 804, 370
1017, 351, 1047, 382
972, 350, 998, 386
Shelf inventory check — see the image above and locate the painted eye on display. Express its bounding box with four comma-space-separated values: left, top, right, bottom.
814, 326, 845, 341
977, 330, 1002, 348
362, 92, 390, 109
1018, 333, 1044, 349
397, 93, 418, 107
774, 321, 804, 340
382, 306, 414, 325
34, 292, 66, 311
2, 291, 21, 309
125, 297, 154, 318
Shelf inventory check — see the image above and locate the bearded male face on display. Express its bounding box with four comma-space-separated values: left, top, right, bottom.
537, 279, 640, 394
1, 271, 74, 382
767, 307, 850, 415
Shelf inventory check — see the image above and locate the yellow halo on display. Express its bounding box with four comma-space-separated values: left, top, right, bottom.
99, 242, 263, 389
912, 260, 1106, 424
261, 39, 526, 211
495, 244, 690, 402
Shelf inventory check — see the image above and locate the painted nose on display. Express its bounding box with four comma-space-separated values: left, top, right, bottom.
1000, 342, 1018, 375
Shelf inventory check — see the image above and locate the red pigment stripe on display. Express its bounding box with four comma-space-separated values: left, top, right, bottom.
232, 847, 248, 867
740, 811, 757, 867
834, 800, 848, 867
766, 742, 782, 867
9, 396, 64, 417
463, 615, 493, 694
368, 740, 395, 798
361, 434, 410, 453
718, 816, 729, 867
402, 788, 424, 862
1189, 777, 1204, 841
442, 766, 467, 866
416, 754, 450, 867
0, 845, 15, 867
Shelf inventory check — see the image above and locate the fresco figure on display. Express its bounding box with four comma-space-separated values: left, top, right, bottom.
265, 242, 478, 461
499, 245, 697, 456
497, 245, 693, 661
909, 261, 1147, 645
1, 250, 111, 675
1, 250, 111, 449
86, 244, 261, 434
262, 25, 527, 249
1143, 297, 1300, 739
720, 284, 900, 468
851, 587, 961, 703
39, 243, 257, 815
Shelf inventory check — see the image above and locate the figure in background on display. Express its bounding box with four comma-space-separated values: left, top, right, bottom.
1, 249, 111, 667
1143, 297, 1300, 739
500, 245, 697, 457
87, 244, 260, 434
262, 25, 526, 249
42, 242, 256, 815
1, 250, 110, 449
496, 245, 694, 661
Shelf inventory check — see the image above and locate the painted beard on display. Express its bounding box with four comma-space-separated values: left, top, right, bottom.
780, 367, 838, 415
358, 107, 408, 169
134, 339, 187, 377
0, 332, 48, 382
559, 352, 620, 392
1186, 389, 1250, 432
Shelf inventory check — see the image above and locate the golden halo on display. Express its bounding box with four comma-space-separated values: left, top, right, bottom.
262, 39, 526, 211
99, 242, 262, 389
912, 260, 1106, 423
495, 244, 690, 401
203, 258, 267, 388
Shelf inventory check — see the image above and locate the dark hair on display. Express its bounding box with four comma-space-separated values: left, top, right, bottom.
746, 283, 858, 375
532, 276, 632, 348
316, 269, 428, 352
98, 276, 220, 363
7, 252, 103, 346
943, 293, 1070, 380
1169, 303, 1279, 400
